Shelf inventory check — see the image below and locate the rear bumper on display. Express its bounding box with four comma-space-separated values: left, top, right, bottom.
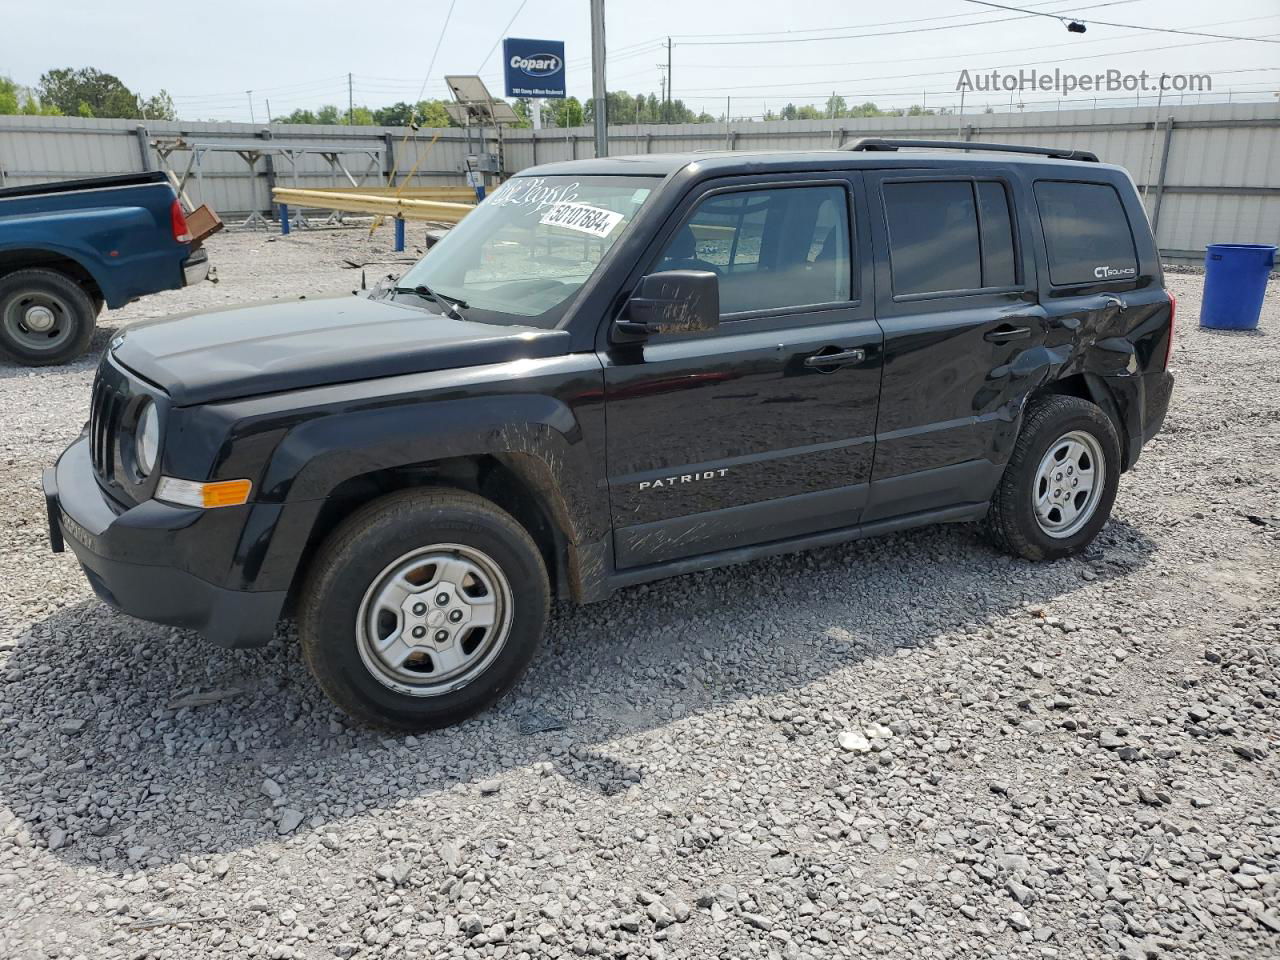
45, 436, 284, 648
182, 247, 210, 287
1142, 370, 1174, 446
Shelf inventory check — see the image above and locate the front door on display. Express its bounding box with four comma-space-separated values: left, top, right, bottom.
601, 177, 883, 568
863, 169, 1047, 520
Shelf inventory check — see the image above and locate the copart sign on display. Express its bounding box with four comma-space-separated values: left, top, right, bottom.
503, 37, 567, 99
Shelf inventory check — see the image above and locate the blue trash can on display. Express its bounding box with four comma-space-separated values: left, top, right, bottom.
1200, 243, 1276, 331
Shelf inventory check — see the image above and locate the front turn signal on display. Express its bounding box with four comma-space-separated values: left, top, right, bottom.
156, 477, 252, 509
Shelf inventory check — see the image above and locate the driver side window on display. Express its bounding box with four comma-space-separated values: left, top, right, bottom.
655, 185, 852, 316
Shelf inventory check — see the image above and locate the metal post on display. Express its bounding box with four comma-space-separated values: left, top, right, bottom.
383, 132, 396, 186
261, 127, 276, 222
279, 204, 290, 235
394, 217, 405, 252
1150, 116, 1176, 241
348, 73, 354, 125
590, 0, 608, 157
247, 91, 254, 125
667, 37, 672, 104
134, 125, 152, 171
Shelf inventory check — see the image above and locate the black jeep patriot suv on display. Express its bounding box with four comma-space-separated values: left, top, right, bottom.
44, 139, 1175, 730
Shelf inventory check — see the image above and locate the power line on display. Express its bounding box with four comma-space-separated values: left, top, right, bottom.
675, 27, 1280, 95
669, 12, 1280, 72
477, 0, 529, 73
416, 0, 457, 104
961, 0, 1280, 42
667, 0, 1134, 41
675, 0, 1145, 46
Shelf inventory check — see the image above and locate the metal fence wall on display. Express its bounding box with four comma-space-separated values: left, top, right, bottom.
2, 102, 1277, 257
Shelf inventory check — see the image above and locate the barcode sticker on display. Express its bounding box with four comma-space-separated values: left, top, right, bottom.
539, 201, 625, 238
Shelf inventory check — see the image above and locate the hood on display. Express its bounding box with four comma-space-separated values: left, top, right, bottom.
111, 295, 571, 405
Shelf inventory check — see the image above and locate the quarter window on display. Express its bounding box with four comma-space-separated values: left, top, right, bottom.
883, 179, 1019, 296
1035, 180, 1138, 286
656, 186, 852, 315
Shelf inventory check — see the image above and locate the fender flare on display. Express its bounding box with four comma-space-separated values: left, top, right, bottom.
246, 394, 612, 599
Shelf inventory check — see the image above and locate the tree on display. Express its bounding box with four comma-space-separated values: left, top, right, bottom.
37, 67, 132, 118
0, 76, 61, 115
277, 108, 318, 124
825, 94, 848, 118
34, 68, 170, 119
544, 96, 584, 127
139, 90, 176, 120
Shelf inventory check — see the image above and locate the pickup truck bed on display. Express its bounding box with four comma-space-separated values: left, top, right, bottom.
0, 171, 208, 366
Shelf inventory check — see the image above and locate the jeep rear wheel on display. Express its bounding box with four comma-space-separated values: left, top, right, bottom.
0, 268, 97, 366
986, 395, 1120, 561
299, 489, 549, 730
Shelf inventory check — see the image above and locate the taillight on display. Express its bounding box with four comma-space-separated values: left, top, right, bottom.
170, 199, 191, 244
1165, 293, 1177, 369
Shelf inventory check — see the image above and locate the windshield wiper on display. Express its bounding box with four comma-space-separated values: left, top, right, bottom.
391, 284, 468, 320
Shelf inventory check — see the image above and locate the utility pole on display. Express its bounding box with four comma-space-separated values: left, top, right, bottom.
265, 98, 273, 124
667, 37, 672, 103
590, 0, 607, 157
347, 73, 354, 125
247, 90, 255, 124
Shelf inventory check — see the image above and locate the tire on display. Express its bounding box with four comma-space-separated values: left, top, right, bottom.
0, 268, 97, 366
298, 488, 550, 731
986, 395, 1121, 561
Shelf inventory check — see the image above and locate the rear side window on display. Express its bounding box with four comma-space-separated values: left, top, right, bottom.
656, 185, 852, 315
883, 180, 1018, 296
977, 182, 1017, 288
1035, 180, 1138, 286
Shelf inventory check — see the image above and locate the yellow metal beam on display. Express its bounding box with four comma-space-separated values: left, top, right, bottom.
271, 188, 474, 223
320, 185, 477, 202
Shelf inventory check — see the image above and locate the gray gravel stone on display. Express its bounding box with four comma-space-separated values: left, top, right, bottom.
1, 241, 1276, 960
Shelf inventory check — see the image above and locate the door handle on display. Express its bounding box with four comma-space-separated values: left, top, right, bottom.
985, 325, 1031, 343
804, 348, 865, 368
1101, 294, 1128, 312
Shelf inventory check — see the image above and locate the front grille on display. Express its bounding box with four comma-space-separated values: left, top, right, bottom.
89, 371, 126, 479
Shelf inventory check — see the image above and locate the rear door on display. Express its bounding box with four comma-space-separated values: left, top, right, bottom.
600, 175, 883, 568
864, 168, 1045, 519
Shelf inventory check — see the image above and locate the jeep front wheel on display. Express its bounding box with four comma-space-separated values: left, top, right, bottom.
299, 488, 549, 730
986, 395, 1120, 561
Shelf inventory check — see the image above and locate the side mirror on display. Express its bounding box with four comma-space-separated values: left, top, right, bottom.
616, 270, 719, 338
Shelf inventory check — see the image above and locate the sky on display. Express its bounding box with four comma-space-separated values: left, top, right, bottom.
2, 0, 1278, 121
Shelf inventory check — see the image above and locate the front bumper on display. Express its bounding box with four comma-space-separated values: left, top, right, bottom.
44, 436, 285, 648
182, 247, 210, 287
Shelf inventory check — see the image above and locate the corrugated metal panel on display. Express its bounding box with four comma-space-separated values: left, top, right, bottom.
2, 104, 1276, 250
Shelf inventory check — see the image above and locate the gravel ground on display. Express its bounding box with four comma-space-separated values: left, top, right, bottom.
1, 227, 1278, 960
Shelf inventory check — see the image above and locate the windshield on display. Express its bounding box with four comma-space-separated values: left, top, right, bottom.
396, 175, 656, 327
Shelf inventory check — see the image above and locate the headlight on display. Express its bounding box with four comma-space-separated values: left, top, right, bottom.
135, 400, 159, 477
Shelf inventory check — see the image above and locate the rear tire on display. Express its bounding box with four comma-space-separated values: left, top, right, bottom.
298, 488, 549, 731
0, 268, 97, 366
986, 395, 1120, 561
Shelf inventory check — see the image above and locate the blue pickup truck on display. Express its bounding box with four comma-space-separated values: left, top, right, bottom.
0, 171, 209, 365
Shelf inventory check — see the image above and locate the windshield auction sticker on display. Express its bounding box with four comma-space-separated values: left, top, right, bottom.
539, 201, 625, 238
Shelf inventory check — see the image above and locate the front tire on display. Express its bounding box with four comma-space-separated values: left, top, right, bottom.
0, 268, 97, 366
299, 488, 549, 731
986, 395, 1120, 561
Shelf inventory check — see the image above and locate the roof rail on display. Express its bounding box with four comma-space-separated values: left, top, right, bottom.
843, 138, 1099, 163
